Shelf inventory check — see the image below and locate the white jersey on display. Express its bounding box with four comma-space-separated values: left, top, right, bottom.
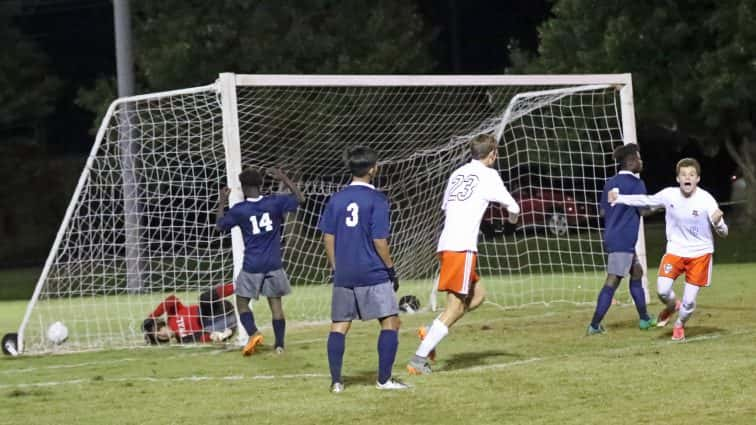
615, 187, 725, 257
437, 160, 520, 252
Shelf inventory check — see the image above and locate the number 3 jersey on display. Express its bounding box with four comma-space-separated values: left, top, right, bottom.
318, 182, 391, 287
438, 159, 520, 253
217, 194, 299, 273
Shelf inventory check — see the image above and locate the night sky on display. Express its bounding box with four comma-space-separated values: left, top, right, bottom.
10, 0, 551, 154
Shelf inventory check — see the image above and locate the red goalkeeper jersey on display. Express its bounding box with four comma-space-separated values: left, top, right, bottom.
149, 295, 204, 340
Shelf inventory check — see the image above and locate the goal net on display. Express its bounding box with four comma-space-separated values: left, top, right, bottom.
15, 74, 640, 354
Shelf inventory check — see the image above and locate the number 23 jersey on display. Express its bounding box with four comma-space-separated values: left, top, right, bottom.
438, 159, 520, 253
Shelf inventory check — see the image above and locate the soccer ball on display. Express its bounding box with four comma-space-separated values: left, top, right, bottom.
46, 321, 68, 344
398, 295, 420, 314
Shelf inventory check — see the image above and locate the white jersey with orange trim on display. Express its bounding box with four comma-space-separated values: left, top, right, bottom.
437, 160, 520, 252
614, 187, 726, 258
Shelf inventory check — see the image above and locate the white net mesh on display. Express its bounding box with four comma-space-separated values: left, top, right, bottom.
19, 77, 628, 354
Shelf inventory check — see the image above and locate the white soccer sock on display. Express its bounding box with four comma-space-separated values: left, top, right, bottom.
415, 319, 448, 358
676, 282, 700, 326
657, 277, 676, 305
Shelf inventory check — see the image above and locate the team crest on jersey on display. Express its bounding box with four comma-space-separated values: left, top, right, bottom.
663, 263, 673, 274
692, 210, 699, 216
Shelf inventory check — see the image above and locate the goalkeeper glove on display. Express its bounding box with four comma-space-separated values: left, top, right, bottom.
387, 267, 399, 292
142, 318, 158, 345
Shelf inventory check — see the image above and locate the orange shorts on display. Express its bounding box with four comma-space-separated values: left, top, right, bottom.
437, 251, 479, 295
657, 253, 713, 287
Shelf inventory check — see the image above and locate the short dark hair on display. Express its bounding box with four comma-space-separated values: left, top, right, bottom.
346, 146, 378, 177
238, 167, 263, 188
613, 143, 639, 168
676, 157, 701, 175
470, 134, 496, 160
143, 318, 169, 345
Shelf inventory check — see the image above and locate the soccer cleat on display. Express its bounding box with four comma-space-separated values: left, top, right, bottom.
406, 358, 432, 375
671, 324, 685, 341
417, 326, 436, 362
242, 333, 264, 356
586, 324, 606, 335
375, 377, 410, 390
639, 317, 657, 330
656, 300, 682, 328
330, 382, 344, 393
274, 346, 285, 355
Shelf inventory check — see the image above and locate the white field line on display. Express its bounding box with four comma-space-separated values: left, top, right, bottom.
0, 307, 732, 376
3, 309, 560, 372
3, 329, 751, 390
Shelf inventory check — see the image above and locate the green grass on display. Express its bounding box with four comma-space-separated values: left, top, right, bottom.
1, 262, 755, 425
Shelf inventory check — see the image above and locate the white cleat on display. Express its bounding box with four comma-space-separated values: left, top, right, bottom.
330, 382, 344, 393
375, 377, 410, 390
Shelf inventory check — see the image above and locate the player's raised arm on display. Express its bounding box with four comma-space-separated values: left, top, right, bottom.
710, 208, 729, 237
611, 190, 666, 209
214, 187, 232, 232
269, 167, 305, 204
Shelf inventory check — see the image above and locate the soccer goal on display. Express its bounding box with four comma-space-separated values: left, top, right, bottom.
11, 73, 645, 355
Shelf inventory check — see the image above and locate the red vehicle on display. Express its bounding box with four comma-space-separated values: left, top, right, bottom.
480, 187, 594, 237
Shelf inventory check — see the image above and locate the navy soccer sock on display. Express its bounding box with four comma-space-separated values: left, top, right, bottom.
272, 319, 286, 348
377, 330, 398, 384
327, 332, 346, 385
590, 285, 617, 328
629, 279, 650, 321
240, 311, 258, 336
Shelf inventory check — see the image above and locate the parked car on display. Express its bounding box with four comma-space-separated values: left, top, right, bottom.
480, 187, 595, 237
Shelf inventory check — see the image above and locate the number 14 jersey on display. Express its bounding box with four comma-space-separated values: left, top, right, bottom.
217, 194, 299, 273
438, 160, 520, 253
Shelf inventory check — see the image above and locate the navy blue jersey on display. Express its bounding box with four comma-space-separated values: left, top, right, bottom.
217, 194, 299, 273
600, 171, 647, 253
318, 182, 391, 288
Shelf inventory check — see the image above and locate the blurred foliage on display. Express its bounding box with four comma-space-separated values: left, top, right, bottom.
511, 0, 756, 224
77, 0, 436, 128
0, 4, 61, 145
0, 144, 84, 267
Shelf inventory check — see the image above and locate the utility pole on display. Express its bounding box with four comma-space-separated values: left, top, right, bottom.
113, 0, 142, 292
113, 0, 135, 96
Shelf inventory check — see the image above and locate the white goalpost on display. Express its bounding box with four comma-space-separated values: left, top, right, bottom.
9, 73, 645, 355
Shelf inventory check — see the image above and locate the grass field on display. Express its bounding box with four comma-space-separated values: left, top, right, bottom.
1, 261, 755, 425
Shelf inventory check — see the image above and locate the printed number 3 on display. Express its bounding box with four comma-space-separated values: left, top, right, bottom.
346, 202, 359, 227
250, 212, 273, 234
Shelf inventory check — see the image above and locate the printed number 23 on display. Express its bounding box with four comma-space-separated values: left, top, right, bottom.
447, 174, 479, 201
346, 202, 359, 227
250, 212, 273, 234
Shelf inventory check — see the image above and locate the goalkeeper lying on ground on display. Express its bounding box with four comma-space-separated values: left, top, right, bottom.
142, 283, 237, 344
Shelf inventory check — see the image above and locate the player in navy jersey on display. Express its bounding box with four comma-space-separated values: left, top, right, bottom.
587, 143, 656, 335
318, 146, 407, 392
216, 167, 304, 355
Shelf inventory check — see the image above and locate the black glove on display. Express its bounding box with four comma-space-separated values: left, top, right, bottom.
387, 267, 399, 292
142, 318, 158, 345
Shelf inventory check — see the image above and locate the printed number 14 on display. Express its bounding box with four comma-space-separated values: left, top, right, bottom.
250, 213, 273, 234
